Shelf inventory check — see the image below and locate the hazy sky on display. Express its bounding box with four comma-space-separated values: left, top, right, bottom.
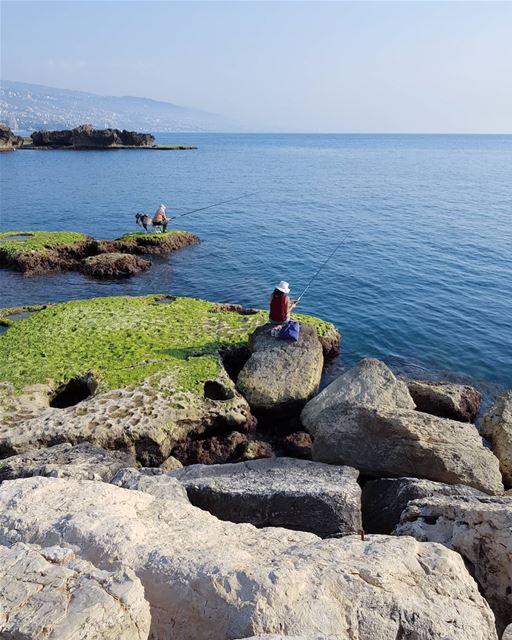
1, 1, 511, 132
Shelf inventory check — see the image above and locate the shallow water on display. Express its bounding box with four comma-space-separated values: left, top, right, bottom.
1, 133, 511, 395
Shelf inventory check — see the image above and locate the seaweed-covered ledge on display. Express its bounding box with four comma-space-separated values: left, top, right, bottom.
0, 295, 339, 465
0, 230, 199, 277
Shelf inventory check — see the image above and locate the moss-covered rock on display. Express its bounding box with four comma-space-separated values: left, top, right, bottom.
0, 230, 199, 276
0, 295, 340, 465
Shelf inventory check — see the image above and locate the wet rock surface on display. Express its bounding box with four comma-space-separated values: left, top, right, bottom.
0, 441, 136, 483
397, 494, 512, 633
166, 457, 362, 537
301, 359, 503, 494
405, 378, 481, 422
80, 252, 151, 278
481, 390, 512, 488
362, 477, 486, 534
237, 323, 324, 414
0, 476, 498, 640
0, 541, 150, 639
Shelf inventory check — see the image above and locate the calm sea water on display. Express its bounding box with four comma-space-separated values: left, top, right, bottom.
1, 133, 511, 396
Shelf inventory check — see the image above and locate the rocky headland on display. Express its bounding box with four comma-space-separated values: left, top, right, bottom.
1, 294, 511, 639
0, 229, 199, 277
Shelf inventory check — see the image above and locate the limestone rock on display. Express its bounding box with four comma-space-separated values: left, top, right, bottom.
301, 359, 503, 494
0, 441, 136, 483
405, 378, 481, 422
503, 625, 512, 640
0, 541, 150, 639
481, 390, 512, 488
80, 252, 151, 278
0, 476, 498, 640
0, 371, 254, 466
0, 124, 23, 151
362, 477, 486, 534
237, 323, 324, 413
159, 455, 183, 471
397, 494, 512, 631
167, 458, 362, 537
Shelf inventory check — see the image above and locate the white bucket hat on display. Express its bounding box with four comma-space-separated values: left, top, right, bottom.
276, 280, 290, 294
160, 203, 167, 210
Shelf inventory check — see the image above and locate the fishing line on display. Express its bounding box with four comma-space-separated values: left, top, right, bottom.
170, 192, 258, 220
296, 229, 352, 304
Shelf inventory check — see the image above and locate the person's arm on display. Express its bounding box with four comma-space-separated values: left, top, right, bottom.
287, 297, 297, 314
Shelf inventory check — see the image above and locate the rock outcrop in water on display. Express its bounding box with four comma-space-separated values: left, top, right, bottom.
31, 124, 156, 148
0, 230, 199, 277
0, 124, 23, 151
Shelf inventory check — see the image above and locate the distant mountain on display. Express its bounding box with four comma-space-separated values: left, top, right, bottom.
0, 80, 229, 132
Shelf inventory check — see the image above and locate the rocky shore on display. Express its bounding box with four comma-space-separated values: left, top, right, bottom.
0, 294, 511, 639
0, 230, 199, 277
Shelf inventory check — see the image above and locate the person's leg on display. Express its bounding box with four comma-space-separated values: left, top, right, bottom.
162, 221, 168, 233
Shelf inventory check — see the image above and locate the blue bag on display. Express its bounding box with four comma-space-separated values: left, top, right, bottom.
278, 321, 300, 342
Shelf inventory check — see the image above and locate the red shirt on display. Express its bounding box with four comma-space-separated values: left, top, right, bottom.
269, 293, 288, 322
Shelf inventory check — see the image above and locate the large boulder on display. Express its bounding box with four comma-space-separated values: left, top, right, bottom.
0, 476, 498, 640
481, 390, 512, 488
362, 477, 486, 534
0, 441, 136, 483
301, 359, 503, 494
0, 124, 23, 150
0, 542, 150, 639
237, 324, 324, 413
118, 129, 155, 146
144, 458, 362, 538
0, 371, 254, 466
405, 378, 481, 422
397, 494, 512, 632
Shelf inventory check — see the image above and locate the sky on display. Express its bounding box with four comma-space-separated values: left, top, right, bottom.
1, 0, 511, 133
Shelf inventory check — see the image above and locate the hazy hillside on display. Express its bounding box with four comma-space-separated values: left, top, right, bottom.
0, 80, 229, 132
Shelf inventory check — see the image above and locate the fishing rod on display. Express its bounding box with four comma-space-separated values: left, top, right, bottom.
170, 192, 258, 220
296, 229, 352, 304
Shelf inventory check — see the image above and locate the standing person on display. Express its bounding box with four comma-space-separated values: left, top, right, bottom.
269, 281, 296, 333
152, 203, 170, 233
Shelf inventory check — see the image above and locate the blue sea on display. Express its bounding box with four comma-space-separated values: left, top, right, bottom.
1, 133, 511, 397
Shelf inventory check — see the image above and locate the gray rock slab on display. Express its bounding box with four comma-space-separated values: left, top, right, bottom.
361, 477, 486, 534
0, 441, 136, 483
169, 457, 362, 537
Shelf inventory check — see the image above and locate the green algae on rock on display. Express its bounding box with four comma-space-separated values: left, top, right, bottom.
0, 230, 199, 276
0, 295, 339, 464
0, 295, 338, 395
